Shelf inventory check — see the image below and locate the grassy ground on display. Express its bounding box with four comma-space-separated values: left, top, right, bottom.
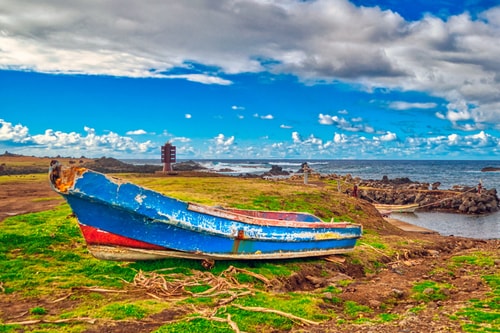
0, 173, 498, 332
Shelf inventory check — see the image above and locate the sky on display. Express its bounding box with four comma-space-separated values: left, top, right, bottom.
1, 0, 500, 160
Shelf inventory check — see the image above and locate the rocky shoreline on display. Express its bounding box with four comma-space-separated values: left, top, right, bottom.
174, 160, 499, 215
356, 177, 499, 215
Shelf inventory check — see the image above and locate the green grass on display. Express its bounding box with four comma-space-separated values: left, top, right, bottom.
343, 300, 372, 318
451, 252, 496, 268
0, 205, 137, 295
30, 307, 48, 315
154, 317, 235, 333
100, 303, 147, 320
456, 274, 500, 332
411, 280, 452, 302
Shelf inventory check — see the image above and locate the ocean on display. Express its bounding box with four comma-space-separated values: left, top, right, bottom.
122, 159, 500, 239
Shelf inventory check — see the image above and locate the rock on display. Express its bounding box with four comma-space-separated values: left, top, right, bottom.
172, 160, 207, 171
423, 287, 435, 295
481, 166, 500, 172
391, 289, 406, 299
83, 157, 162, 173
297, 162, 312, 174
360, 182, 499, 215
265, 165, 290, 176
369, 299, 382, 308
431, 182, 441, 190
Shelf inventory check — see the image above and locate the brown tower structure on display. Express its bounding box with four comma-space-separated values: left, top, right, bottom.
161, 143, 176, 172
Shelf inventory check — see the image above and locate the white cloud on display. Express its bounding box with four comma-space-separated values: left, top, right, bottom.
447, 133, 459, 145
3, 116, 499, 159
280, 124, 292, 129
164, 74, 232, 85
185, 114, 192, 119
171, 136, 191, 143
206, 133, 237, 157
232, 105, 245, 110
0, 120, 156, 157
253, 113, 274, 120
291, 131, 302, 143
375, 131, 397, 142
0, 119, 29, 142
318, 113, 374, 133
333, 133, 348, 144
389, 101, 438, 110
126, 129, 147, 135
214, 133, 235, 146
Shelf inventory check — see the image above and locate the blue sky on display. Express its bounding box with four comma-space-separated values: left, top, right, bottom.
1, 0, 499, 160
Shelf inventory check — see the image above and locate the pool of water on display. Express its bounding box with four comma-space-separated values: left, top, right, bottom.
392, 211, 500, 240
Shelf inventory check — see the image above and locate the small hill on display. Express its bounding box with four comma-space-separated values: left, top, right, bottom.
0, 153, 161, 175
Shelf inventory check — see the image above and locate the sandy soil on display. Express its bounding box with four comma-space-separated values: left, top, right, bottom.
0, 177, 63, 222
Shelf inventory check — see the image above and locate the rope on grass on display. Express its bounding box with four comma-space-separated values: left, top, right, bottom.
231, 304, 320, 326
131, 265, 269, 300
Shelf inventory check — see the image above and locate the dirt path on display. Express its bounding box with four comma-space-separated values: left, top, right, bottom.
0, 178, 63, 222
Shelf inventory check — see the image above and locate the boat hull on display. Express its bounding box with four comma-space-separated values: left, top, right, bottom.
50, 164, 362, 261
374, 203, 419, 214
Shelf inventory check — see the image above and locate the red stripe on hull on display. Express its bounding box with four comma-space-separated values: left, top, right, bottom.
79, 224, 167, 250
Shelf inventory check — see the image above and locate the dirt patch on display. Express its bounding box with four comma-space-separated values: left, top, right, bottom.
82, 309, 187, 333
0, 178, 63, 223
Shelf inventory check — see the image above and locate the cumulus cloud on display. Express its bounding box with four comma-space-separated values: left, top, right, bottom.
375, 131, 398, 142
333, 133, 348, 144
171, 136, 191, 143
1, 0, 498, 130
164, 74, 232, 85
126, 129, 147, 135
389, 101, 438, 110
318, 113, 374, 133
206, 133, 236, 156
0, 119, 29, 142
214, 133, 235, 146
0, 119, 155, 157
291, 131, 302, 143
253, 113, 274, 120
281, 129, 498, 159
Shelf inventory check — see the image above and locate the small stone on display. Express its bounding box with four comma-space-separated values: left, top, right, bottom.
392, 288, 406, 298
423, 287, 435, 295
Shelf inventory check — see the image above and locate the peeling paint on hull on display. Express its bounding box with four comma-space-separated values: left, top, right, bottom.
49, 163, 362, 261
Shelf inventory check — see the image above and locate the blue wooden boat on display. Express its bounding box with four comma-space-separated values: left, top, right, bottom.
49, 161, 362, 261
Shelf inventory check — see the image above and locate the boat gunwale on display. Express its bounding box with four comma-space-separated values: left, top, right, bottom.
186, 202, 359, 230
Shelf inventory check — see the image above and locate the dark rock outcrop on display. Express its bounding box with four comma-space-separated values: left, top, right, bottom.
84, 157, 162, 173
263, 165, 290, 177
172, 160, 207, 172
481, 167, 500, 172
